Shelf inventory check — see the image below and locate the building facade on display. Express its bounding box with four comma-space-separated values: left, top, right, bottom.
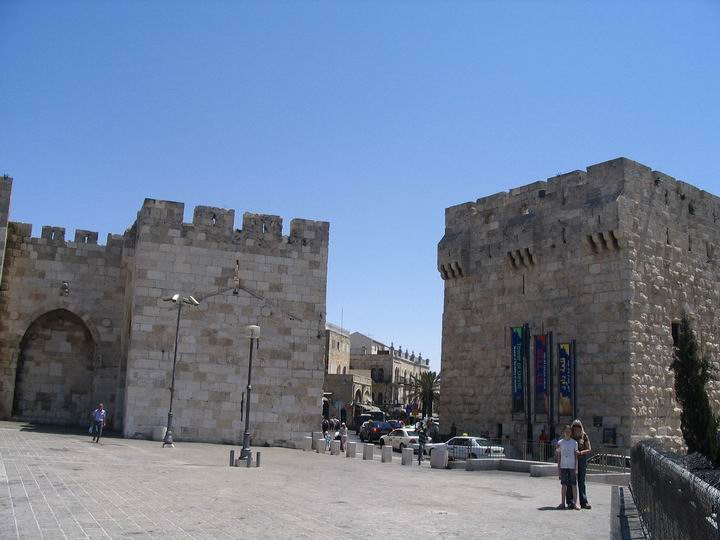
437, 158, 720, 451
349, 332, 430, 408
324, 322, 350, 375
0, 177, 329, 447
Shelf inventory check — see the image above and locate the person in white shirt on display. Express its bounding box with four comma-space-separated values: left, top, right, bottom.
556, 425, 580, 510
90, 403, 107, 443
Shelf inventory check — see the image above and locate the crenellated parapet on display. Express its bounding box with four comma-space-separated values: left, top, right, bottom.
438, 157, 720, 278
134, 198, 329, 252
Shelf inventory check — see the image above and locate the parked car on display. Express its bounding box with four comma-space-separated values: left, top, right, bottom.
379, 428, 420, 452
429, 436, 505, 460
359, 421, 393, 443
354, 414, 373, 434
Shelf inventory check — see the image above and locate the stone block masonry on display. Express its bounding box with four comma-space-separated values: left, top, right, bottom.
438, 158, 720, 451
0, 181, 329, 448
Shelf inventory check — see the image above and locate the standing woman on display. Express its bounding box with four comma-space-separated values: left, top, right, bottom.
571, 419, 592, 509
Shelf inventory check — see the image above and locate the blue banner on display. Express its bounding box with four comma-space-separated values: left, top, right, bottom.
534, 335, 548, 414
511, 327, 524, 413
558, 342, 573, 416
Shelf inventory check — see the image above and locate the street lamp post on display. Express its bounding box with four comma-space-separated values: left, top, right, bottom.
240, 324, 260, 461
162, 293, 199, 448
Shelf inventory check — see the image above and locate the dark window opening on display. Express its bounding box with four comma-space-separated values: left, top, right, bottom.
689, 235, 692, 252
666, 228, 670, 245
562, 227, 567, 244
688, 203, 695, 216
538, 189, 546, 198
671, 322, 680, 348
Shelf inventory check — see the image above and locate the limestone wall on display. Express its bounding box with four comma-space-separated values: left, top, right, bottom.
0, 177, 11, 289
122, 199, 329, 446
0, 221, 127, 425
620, 164, 720, 449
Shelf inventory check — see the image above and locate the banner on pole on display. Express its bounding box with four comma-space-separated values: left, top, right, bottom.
511, 327, 524, 413
558, 342, 573, 416
534, 335, 548, 414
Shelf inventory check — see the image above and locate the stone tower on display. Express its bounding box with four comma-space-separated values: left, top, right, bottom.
438, 158, 719, 450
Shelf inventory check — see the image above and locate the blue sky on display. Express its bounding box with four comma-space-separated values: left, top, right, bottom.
1, 1, 719, 371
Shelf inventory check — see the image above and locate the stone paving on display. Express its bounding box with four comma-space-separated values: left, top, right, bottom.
0, 421, 613, 539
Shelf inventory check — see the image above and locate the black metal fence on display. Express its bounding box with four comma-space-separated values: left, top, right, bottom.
631, 440, 720, 540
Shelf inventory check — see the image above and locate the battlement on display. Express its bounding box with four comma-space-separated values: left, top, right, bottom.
135, 198, 329, 248
445, 157, 720, 232
439, 158, 720, 279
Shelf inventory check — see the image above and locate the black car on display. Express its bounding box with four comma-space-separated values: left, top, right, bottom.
359, 421, 393, 443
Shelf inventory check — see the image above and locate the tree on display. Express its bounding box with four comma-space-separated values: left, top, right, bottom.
670, 315, 719, 466
408, 371, 440, 419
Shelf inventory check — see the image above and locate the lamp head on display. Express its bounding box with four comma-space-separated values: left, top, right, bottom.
243, 324, 261, 339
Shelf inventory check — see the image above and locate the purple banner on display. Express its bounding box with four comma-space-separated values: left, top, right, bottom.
534, 335, 548, 414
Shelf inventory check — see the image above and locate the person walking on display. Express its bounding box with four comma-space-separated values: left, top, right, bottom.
416, 422, 428, 465
321, 417, 329, 433
569, 419, 592, 509
339, 422, 348, 452
427, 419, 440, 444
90, 403, 106, 443
556, 425, 580, 510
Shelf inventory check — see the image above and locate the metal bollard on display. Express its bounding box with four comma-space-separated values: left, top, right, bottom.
246, 453, 252, 468
256, 452, 261, 468
230, 450, 235, 467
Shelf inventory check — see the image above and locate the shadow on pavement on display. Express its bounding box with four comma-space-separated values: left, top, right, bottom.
17, 422, 122, 439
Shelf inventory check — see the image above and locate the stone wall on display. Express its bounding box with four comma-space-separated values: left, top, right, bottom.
0, 184, 330, 446
121, 199, 329, 446
0, 177, 11, 289
0, 219, 127, 426
438, 158, 720, 450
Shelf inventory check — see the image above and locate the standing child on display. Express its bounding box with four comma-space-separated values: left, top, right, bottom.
323, 430, 332, 451
556, 425, 580, 510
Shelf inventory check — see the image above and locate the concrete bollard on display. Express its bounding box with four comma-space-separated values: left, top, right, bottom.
402, 447, 414, 466
316, 438, 326, 454
363, 443, 374, 461
430, 447, 449, 469
229, 450, 235, 466
302, 437, 312, 452
256, 452, 261, 467
330, 440, 341, 456
346, 441, 357, 458
381, 446, 393, 463
312, 432, 323, 450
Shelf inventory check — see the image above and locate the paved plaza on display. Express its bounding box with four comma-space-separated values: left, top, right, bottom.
0, 422, 613, 539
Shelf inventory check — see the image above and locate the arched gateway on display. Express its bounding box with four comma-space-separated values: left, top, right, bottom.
12, 309, 96, 425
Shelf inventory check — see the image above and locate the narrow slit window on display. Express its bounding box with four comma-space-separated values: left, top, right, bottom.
671, 322, 680, 348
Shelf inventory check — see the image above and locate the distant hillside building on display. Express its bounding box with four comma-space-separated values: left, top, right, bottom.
437, 158, 719, 450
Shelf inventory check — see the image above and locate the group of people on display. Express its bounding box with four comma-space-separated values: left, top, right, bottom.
555, 419, 592, 510
321, 417, 349, 452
